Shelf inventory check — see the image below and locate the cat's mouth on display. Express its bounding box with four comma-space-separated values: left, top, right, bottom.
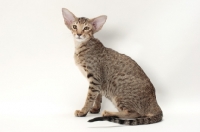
76, 37, 83, 40
75, 36, 83, 39
74, 35, 88, 42
75, 36, 86, 41
75, 37, 85, 42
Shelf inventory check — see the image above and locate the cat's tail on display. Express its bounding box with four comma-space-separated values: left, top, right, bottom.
88, 112, 163, 125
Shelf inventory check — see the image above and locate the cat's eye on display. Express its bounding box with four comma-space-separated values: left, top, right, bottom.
73, 25, 77, 29
83, 27, 89, 30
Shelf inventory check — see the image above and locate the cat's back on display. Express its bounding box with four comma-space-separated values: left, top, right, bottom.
77, 38, 151, 83
102, 47, 149, 82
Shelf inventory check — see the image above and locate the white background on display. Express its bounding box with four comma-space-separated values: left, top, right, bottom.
0, 0, 200, 132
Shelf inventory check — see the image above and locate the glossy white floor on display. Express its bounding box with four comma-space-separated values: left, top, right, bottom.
1, 0, 200, 132
0, 97, 200, 132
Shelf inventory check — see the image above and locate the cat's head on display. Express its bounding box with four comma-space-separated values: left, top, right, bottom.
62, 8, 107, 42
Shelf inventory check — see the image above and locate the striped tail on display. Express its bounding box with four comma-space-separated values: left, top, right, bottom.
88, 112, 163, 125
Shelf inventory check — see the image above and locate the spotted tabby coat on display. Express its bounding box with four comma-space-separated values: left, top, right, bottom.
62, 8, 163, 125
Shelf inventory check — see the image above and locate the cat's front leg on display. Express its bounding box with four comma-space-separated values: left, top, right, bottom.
74, 86, 99, 117
90, 94, 102, 114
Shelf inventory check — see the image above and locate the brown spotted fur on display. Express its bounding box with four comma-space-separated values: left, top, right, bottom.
62, 8, 163, 125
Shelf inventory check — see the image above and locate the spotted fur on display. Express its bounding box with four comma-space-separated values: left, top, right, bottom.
62, 8, 163, 125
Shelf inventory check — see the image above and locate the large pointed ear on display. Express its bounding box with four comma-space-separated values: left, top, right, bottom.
90, 15, 107, 33
62, 8, 76, 29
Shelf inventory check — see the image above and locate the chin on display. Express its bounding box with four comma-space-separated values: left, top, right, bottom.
74, 37, 88, 42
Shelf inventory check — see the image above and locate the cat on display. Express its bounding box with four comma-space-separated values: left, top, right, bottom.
62, 8, 163, 125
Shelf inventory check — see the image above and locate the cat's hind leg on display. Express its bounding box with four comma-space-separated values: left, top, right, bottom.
90, 94, 102, 114
102, 110, 141, 119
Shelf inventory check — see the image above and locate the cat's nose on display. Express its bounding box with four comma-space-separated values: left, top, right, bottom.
77, 34, 82, 36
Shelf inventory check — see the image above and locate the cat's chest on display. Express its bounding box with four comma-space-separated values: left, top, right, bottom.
74, 53, 88, 77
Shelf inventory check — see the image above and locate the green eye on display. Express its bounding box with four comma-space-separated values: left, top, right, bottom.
83, 27, 89, 30
73, 25, 77, 29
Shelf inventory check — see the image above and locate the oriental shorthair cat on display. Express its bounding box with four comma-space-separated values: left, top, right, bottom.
62, 8, 163, 125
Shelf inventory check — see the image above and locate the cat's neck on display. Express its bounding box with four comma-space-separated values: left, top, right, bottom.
74, 38, 90, 54
74, 37, 96, 51
74, 37, 104, 54
74, 40, 83, 49
74, 38, 90, 49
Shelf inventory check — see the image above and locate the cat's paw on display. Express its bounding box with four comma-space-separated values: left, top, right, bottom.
102, 110, 111, 117
74, 110, 87, 117
90, 107, 101, 114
